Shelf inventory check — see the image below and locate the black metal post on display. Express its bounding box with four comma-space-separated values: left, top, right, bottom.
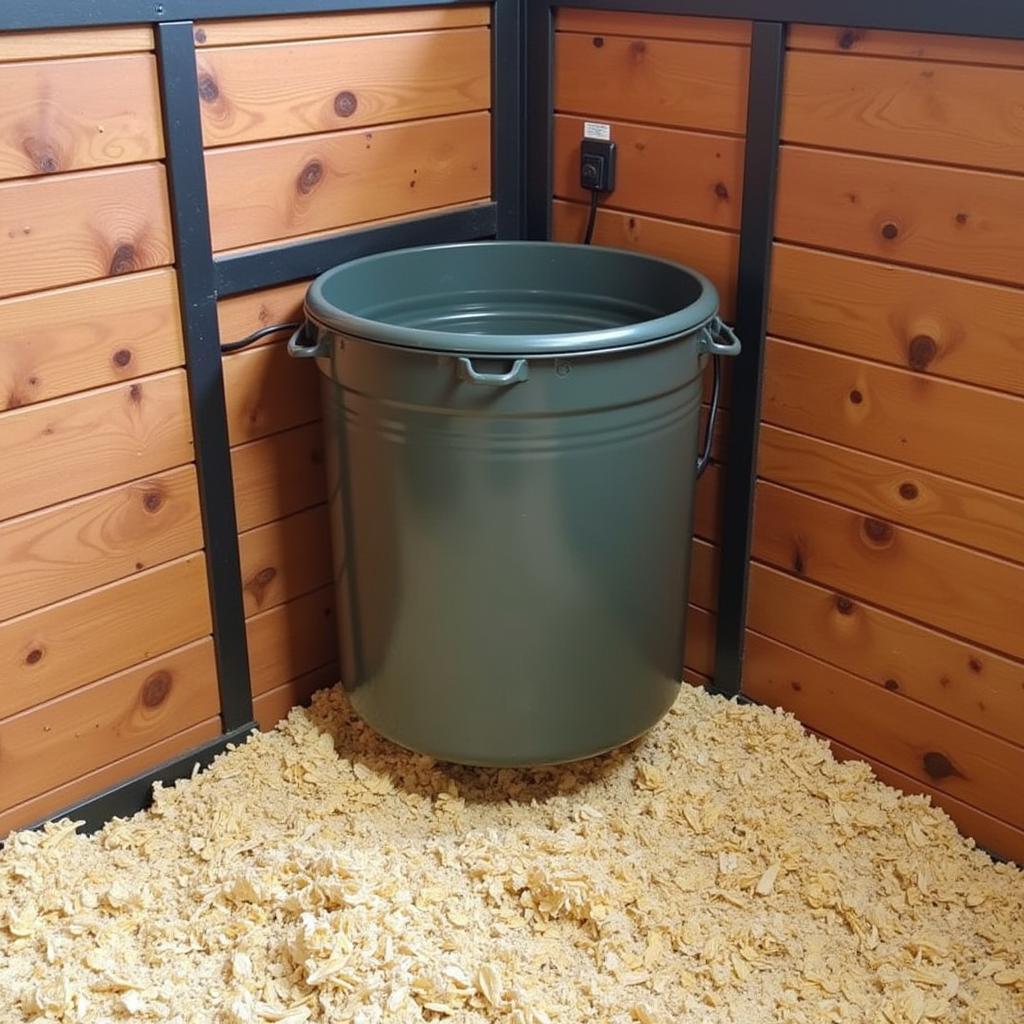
713, 21, 786, 697
524, 0, 554, 239
492, 0, 526, 238
155, 21, 255, 731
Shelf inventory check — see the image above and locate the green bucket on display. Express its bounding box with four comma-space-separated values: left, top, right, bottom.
289, 241, 740, 765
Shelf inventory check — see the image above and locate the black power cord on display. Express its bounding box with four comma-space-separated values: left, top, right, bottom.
582, 189, 600, 245
220, 321, 302, 353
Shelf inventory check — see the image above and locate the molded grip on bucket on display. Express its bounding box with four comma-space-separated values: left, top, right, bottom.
697, 316, 742, 358
456, 356, 529, 386
287, 324, 330, 359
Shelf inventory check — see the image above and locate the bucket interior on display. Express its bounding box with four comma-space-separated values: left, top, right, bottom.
308, 241, 714, 344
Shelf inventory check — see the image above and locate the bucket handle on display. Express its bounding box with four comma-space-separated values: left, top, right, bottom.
456, 356, 529, 387
696, 318, 740, 478
697, 316, 742, 358
287, 323, 330, 359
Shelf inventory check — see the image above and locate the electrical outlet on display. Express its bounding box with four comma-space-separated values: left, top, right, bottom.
580, 139, 616, 193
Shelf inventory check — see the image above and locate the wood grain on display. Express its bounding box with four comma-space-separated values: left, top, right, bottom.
246, 584, 336, 697
0, 552, 211, 719
552, 201, 738, 319
0, 638, 218, 811
788, 25, 1024, 69
556, 32, 748, 135
769, 243, 1024, 398
553, 115, 744, 230
762, 338, 1024, 499
556, 10, 750, 45
744, 630, 1024, 827
194, 6, 489, 47
749, 561, 1024, 746
238, 504, 332, 617
0, 715, 220, 837
0, 26, 154, 62
198, 28, 490, 147
688, 538, 718, 612
217, 279, 309, 347
205, 112, 491, 250
223, 341, 319, 445
685, 604, 715, 678
752, 479, 1024, 659
782, 51, 1024, 174
758, 423, 1024, 564
0, 369, 194, 521
0, 162, 173, 298
253, 663, 338, 731
0, 54, 163, 180
232, 421, 326, 533
693, 461, 723, 544
775, 146, 1024, 287
0, 465, 203, 623
0, 269, 183, 411
825, 736, 1024, 865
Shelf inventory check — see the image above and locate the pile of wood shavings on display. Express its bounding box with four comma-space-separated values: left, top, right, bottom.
2, 686, 1022, 1024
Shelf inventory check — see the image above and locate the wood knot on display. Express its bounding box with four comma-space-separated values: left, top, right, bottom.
34, 149, 60, 174
922, 751, 959, 780
194, 27, 207, 43
834, 594, 855, 615
838, 29, 861, 49
629, 39, 647, 59
112, 348, 133, 368
880, 222, 899, 240
142, 487, 164, 513
109, 244, 137, 276
592, 36, 604, 47
142, 670, 172, 707
883, 679, 900, 691
713, 181, 729, 200
792, 545, 805, 575
907, 334, 937, 371
129, 382, 143, 403
246, 566, 278, 603
791, 680, 802, 691
197, 71, 219, 103
297, 160, 323, 194
955, 211, 968, 225
898, 481, 919, 500
334, 90, 358, 117
968, 656, 983, 673
25, 647, 44, 665
862, 517, 894, 545
848, 389, 863, 404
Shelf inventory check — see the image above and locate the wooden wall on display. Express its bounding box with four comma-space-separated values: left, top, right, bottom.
550, 9, 750, 687
548, 13, 1024, 861
202, 4, 493, 730
0, 26, 220, 833
743, 24, 1024, 862
0, 5, 493, 833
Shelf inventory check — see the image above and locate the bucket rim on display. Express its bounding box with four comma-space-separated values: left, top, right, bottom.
303, 240, 719, 356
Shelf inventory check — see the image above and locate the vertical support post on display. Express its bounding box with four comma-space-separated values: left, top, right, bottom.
492, 0, 526, 238
713, 21, 786, 697
524, 0, 554, 239
155, 21, 254, 731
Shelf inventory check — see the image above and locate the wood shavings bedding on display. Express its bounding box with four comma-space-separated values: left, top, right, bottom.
1, 685, 1021, 1024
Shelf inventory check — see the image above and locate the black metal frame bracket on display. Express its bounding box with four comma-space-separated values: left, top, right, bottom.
156, 21, 255, 731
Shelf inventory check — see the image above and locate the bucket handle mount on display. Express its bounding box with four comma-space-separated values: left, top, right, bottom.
456, 356, 529, 387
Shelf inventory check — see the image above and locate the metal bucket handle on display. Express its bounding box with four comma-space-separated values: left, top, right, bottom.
695, 317, 742, 478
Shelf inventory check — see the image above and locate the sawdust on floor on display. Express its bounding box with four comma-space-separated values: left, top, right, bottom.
1, 685, 1022, 1024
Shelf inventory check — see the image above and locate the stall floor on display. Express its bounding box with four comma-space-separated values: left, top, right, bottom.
2, 685, 1022, 1024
